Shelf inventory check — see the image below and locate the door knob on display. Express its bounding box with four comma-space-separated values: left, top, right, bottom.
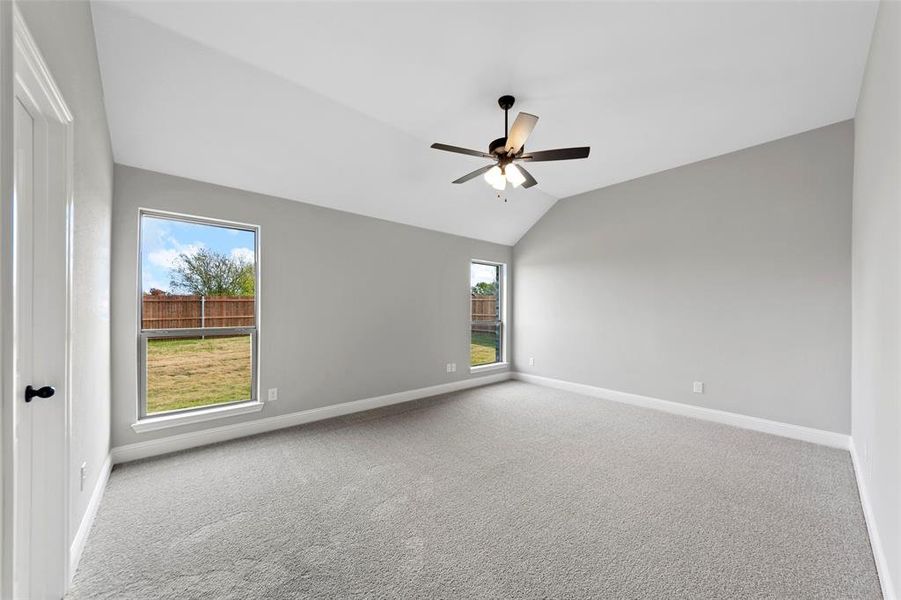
25, 385, 55, 402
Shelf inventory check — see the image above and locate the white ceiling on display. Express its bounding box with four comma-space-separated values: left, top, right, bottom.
91, 1, 877, 245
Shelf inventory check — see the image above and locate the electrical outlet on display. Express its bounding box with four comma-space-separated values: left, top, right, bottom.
80, 462, 87, 492
446, 363, 452, 373
267, 388, 278, 402
529, 357, 535, 367
451, 363, 457, 372
693, 381, 704, 394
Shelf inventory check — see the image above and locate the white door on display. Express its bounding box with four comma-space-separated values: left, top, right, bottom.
11, 13, 73, 599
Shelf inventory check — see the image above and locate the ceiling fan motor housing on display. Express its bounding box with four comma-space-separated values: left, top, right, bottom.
488, 137, 507, 154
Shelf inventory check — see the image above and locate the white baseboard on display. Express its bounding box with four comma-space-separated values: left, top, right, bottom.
512, 372, 850, 450
68, 453, 112, 583
850, 441, 896, 600
111, 371, 511, 464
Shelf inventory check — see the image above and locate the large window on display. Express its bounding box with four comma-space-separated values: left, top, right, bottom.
138, 211, 258, 417
471, 260, 504, 367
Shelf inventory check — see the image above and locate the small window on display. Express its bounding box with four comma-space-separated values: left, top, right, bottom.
138, 212, 258, 417
471, 260, 504, 367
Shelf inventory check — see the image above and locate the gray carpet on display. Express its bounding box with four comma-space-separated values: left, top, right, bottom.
69, 381, 881, 599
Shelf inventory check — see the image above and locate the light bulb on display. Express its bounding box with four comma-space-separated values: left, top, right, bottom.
505, 164, 526, 188
483, 165, 500, 185
483, 165, 506, 191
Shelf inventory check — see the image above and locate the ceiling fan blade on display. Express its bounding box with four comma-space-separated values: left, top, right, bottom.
518, 165, 538, 189
520, 147, 590, 162
452, 164, 494, 184
505, 112, 539, 154
431, 143, 493, 159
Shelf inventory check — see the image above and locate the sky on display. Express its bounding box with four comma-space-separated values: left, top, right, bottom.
141, 215, 255, 293
471, 262, 499, 288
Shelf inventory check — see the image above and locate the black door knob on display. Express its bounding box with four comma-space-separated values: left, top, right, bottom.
25, 385, 55, 402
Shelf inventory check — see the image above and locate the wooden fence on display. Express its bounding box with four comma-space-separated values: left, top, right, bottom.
471, 296, 497, 320
142, 294, 497, 331
142, 295, 255, 329
471, 295, 498, 333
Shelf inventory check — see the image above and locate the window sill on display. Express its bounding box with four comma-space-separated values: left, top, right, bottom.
131, 401, 264, 434
470, 362, 509, 374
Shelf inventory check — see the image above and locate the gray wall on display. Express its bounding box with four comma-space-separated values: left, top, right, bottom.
16, 1, 114, 547
852, 1, 900, 596
513, 121, 853, 434
111, 165, 511, 448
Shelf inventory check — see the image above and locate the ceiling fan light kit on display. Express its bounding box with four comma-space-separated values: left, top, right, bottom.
505, 164, 526, 187
431, 95, 591, 193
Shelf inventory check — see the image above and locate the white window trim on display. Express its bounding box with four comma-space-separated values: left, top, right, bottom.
471, 362, 510, 374
131, 400, 264, 433
135, 209, 261, 426
470, 259, 507, 371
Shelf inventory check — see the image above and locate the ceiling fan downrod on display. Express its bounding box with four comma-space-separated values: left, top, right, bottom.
499, 95, 515, 140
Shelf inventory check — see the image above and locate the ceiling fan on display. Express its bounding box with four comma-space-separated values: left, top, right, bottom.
430, 95, 590, 191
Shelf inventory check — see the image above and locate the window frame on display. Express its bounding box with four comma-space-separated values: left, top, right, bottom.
136, 209, 261, 421
470, 259, 506, 369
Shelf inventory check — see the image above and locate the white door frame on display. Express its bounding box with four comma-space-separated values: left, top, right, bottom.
0, 1, 12, 596
2, 6, 74, 598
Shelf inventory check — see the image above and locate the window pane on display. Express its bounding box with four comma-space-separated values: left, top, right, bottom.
471, 324, 500, 366
141, 215, 256, 329
470, 263, 499, 310
471, 261, 502, 366
145, 333, 253, 415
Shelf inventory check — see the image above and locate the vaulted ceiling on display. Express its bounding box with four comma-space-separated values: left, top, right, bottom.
91, 1, 878, 245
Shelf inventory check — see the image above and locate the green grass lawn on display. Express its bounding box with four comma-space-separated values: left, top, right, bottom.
146, 335, 252, 414
471, 330, 499, 366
